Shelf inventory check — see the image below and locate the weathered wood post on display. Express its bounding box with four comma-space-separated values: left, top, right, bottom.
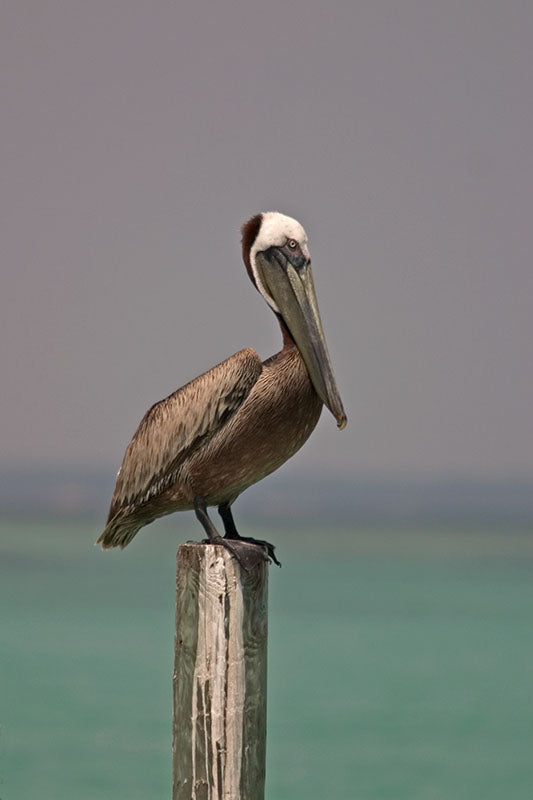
172, 543, 268, 800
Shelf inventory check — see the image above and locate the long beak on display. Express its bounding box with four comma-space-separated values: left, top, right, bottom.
256, 249, 347, 429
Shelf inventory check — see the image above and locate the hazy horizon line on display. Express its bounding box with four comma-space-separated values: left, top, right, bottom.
2, 465, 532, 524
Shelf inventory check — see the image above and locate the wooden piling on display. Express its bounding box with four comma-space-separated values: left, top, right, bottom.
172, 543, 268, 800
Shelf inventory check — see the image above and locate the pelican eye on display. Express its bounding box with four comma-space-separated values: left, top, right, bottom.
287, 238, 298, 249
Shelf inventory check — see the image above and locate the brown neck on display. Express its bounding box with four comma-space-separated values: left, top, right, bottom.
241, 214, 263, 287
276, 313, 297, 350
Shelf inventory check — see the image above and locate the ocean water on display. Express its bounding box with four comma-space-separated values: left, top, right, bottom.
1, 518, 533, 799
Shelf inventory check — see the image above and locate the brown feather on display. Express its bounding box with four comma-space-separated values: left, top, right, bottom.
97, 343, 322, 549
183, 343, 322, 506
241, 213, 263, 286
97, 348, 262, 547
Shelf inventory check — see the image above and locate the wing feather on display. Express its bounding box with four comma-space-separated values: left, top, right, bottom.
106, 348, 262, 520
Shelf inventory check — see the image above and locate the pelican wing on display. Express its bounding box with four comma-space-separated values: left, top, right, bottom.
106, 347, 262, 520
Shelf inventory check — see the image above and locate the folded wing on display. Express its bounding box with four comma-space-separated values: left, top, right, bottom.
99, 348, 262, 543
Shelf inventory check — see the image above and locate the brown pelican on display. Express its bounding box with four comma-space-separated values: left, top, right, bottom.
97, 211, 346, 564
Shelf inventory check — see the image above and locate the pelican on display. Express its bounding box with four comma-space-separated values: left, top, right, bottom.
97, 211, 346, 564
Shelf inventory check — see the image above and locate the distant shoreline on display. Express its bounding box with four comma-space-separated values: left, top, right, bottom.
1, 467, 532, 524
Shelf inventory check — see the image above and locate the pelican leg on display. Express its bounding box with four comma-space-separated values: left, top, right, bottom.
194, 497, 262, 569
218, 503, 281, 566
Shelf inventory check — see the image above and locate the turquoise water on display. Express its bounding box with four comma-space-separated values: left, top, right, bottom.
2, 519, 533, 799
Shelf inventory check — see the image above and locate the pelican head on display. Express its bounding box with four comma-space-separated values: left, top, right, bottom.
242, 211, 347, 430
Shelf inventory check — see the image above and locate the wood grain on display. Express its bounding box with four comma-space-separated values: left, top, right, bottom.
173, 543, 268, 800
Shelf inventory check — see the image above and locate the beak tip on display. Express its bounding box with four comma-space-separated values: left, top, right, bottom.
336, 414, 347, 430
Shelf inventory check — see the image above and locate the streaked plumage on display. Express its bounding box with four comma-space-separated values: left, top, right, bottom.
98, 211, 346, 560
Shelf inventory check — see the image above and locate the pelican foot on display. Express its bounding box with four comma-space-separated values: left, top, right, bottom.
197, 535, 270, 570
194, 497, 278, 568
224, 534, 281, 567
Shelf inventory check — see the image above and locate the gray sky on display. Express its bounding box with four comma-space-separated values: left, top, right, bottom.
2, 0, 532, 479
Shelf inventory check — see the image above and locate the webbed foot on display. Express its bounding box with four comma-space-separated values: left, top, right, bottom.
194, 497, 270, 570
218, 502, 281, 566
